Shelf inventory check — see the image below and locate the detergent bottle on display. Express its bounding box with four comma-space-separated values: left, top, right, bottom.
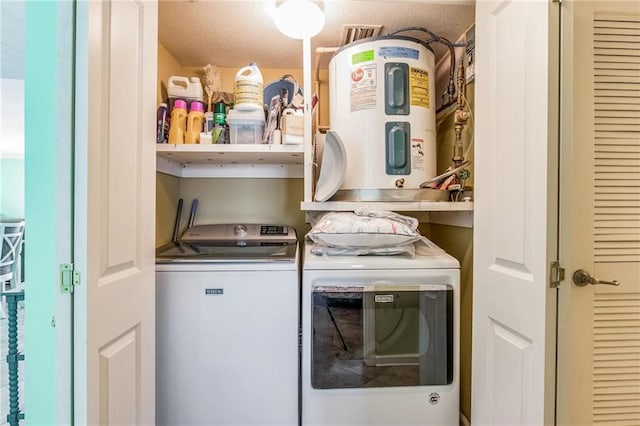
156, 103, 169, 144
168, 76, 204, 102
234, 63, 263, 111
185, 101, 205, 144
168, 99, 188, 144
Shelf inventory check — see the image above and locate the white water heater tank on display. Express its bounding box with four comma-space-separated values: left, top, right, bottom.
329, 36, 437, 197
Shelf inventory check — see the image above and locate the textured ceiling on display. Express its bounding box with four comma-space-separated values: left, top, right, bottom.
158, 0, 475, 70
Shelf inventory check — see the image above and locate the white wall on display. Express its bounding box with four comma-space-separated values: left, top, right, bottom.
0, 3, 26, 219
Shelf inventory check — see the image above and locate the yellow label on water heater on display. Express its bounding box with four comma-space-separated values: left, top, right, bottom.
410, 67, 430, 108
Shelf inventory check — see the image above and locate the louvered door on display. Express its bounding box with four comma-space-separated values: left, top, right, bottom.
557, 1, 640, 425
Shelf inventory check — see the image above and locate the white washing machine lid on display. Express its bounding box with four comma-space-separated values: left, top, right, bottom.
155, 258, 299, 272
302, 240, 459, 271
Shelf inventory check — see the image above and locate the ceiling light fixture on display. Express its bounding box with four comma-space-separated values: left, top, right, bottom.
273, 0, 325, 39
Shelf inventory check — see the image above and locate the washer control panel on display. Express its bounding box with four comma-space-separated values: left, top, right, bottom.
260, 225, 288, 236
181, 223, 295, 245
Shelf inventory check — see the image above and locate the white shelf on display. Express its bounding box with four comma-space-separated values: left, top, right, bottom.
300, 201, 474, 212
301, 201, 474, 227
156, 144, 304, 178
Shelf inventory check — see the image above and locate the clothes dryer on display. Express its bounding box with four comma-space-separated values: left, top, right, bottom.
302, 241, 460, 425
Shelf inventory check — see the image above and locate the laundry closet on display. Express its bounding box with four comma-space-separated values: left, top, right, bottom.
56, 0, 636, 423
154, 1, 476, 424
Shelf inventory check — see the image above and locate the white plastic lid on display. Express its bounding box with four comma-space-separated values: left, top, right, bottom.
227, 108, 265, 125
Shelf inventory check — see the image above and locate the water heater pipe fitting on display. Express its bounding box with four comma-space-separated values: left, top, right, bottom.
453, 60, 469, 166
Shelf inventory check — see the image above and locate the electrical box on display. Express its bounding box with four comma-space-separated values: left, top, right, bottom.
465, 25, 475, 83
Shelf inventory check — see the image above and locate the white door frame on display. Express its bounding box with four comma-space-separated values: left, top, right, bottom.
72, 0, 89, 421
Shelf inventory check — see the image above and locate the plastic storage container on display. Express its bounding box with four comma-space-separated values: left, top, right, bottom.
281, 108, 304, 144
227, 109, 265, 144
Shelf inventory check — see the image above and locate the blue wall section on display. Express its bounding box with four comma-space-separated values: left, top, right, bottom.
24, 2, 59, 424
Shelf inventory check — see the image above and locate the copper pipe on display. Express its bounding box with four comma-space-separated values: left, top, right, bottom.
453, 60, 469, 166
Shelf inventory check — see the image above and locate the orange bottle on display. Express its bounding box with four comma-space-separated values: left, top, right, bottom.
185, 101, 205, 144
168, 99, 188, 144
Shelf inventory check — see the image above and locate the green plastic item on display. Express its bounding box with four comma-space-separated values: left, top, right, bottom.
214, 102, 226, 125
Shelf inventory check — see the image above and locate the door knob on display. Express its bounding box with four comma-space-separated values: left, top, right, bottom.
572, 269, 620, 287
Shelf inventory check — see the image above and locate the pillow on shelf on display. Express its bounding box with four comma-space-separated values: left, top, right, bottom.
309, 241, 416, 257
306, 210, 421, 248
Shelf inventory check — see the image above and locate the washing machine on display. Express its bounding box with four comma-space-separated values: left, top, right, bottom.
302, 241, 460, 425
156, 224, 299, 426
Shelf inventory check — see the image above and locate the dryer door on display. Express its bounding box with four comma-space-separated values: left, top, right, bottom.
311, 284, 453, 389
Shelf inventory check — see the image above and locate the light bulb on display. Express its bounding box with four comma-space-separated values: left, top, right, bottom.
274, 0, 325, 39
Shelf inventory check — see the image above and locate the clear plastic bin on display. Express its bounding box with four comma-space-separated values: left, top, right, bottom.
227, 109, 265, 144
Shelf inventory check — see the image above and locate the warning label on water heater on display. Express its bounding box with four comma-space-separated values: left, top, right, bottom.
350, 64, 377, 112
411, 138, 425, 171
410, 67, 430, 108
378, 46, 419, 60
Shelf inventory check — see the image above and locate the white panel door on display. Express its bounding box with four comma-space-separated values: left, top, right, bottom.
472, 0, 559, 425
557, 1, 640, 424
74, 1, 157, 424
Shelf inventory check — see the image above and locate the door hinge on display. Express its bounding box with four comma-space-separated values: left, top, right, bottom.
550, 261, 565, 288
60, 263, 80, 294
